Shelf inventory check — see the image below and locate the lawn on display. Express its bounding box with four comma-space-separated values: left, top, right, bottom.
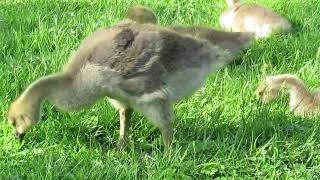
1, 0, 320, 179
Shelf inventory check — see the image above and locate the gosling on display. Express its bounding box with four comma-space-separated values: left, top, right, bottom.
8, 20, 253, 149
257, 74, 320, 116
220, 0, 292, 38
124, 5, 157, 24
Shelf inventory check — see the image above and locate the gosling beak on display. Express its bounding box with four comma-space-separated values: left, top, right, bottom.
15, 131, 26, 140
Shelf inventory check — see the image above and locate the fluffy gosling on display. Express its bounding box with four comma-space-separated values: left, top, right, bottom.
8, 20, 253, 149
257, 74, 320, 116
220, 0, 292, 38
124, 5, 157, 24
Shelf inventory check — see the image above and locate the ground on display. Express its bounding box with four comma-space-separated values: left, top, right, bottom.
1, 0, 320, 179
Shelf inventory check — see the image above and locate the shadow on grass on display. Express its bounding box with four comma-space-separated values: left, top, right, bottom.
17, 101, 320, 158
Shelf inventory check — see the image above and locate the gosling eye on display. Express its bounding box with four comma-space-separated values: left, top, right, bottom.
270, 88, 277, 93
258, 91, 263, 96
10, 118, 16, 127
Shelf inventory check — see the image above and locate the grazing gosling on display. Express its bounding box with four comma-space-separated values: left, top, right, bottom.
124, 5, 157, 24
257, 74, 320, 116
220, 0, 292, 38
8, 21, 253, 149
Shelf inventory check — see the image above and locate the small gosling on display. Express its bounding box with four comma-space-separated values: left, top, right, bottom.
220, 0, 292, 38
124, 5, 157, 24
257, 74, 320, 116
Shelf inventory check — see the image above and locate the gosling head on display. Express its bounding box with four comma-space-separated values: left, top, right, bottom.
256, 76, 280, 103
125, 5, 157, 24
7, 98, 41, 140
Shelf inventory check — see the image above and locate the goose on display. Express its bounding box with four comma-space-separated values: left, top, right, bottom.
8, 20, 253, 149
257, 74, 320, 116
124, 5, 157, 24
220, 0, 291, 38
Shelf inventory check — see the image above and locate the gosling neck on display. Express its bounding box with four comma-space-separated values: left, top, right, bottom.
273, 75, 312, 107
19, 73, 72, 105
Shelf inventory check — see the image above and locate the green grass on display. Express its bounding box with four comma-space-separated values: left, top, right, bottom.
1, 0, 320, 178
